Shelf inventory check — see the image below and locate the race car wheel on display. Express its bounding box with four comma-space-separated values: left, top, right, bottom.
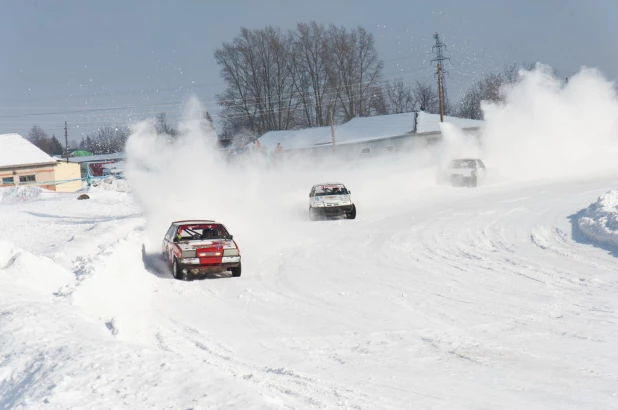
346, 204, 357, 219
309, 207, 317, 221
172, 258, 184, 280
469, 175, 478, 188
231, 263, 242, 277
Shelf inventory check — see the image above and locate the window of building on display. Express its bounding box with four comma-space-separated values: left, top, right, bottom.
19, 175, 36, 183
385, 145, 396, 152
2, 177, 15, 185
360, 148, 371, 154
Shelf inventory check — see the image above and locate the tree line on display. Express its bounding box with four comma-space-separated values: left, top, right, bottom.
27, 111, 215, 156
215, 22, 441, 138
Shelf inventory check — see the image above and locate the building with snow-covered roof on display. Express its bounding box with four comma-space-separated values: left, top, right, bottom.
257, 111, 483, 159
0, 133, 82, 192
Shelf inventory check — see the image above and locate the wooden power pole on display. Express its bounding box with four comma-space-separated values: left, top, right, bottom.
64, 121, 69, 163
431, 32, 449, 123
330, 107, 336, 153
437, 63, 445, 122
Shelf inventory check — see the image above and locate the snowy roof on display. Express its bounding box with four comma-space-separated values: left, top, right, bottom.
313, 112, 418, 146
172, 220, 217, 226
0, 133, 58, 169
67, 152, 125, 163
258, 112, 483, 150
258, 126, 331, 151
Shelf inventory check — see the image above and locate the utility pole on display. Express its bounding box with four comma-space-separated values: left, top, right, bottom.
437, 63, 444, 122
64, 121, 69, 163
431, 32, 450, 122
330, 107, 336, 153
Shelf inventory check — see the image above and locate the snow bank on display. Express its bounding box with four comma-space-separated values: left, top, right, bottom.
0, 240, 73, 295
577, 190, 618, 247
0, 186, 43, 204
90, 177, 131, 192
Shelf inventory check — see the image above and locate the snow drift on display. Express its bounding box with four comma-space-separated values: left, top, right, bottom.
577, 190, 618, 247
0, 186, 43, 204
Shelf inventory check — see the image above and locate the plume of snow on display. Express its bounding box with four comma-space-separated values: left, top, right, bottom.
481, 64, 618, 181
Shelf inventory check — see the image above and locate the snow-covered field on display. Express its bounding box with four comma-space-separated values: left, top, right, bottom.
2, 66, 618, 409
1, 166, 618, 409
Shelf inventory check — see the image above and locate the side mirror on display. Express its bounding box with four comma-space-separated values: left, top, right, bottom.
173, 237, 179, 243
229, 235, 234, 240
349, 191, 352, 194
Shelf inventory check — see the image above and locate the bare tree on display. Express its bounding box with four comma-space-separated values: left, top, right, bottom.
456, 63, 542, 120
413, 81, 439, 114
215, 26, 300, 136
27, 125, 54, 155
327, 25, 384, 121
293, 21, 334, 127
384, 79, 416, 114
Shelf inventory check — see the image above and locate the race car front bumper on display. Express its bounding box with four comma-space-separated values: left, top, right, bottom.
313, 204, 354, 217
178, 256, 241, 274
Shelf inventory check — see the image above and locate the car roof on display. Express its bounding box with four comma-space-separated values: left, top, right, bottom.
171, 220, 219, 226
312, 182, 346, 187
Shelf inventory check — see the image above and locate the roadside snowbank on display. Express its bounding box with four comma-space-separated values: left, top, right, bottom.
90, 177, 131, 192
0, 186, 43, 203
577, 190, 618, 247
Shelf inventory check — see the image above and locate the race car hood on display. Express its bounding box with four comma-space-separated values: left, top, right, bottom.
312, 195, 352, 205
176, 239, 236, 250
447, 167, 474, 176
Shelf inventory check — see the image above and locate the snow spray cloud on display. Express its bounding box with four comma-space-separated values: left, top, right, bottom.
124, 97, 441, 254
437, 122, 483, 170
480, 64, 618, 181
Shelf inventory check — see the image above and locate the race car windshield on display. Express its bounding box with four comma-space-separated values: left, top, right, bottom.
451, 160, 475, 168
176, 225, 231, 241
315, 186, 348, 196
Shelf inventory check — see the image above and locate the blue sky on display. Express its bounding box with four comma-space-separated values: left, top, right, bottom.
1, 0, 616, 142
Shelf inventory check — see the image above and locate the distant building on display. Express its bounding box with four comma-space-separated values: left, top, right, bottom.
258, 111, 483, 159
0, 133, 82, 192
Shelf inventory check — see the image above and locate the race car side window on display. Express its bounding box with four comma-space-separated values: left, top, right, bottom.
165, 226, 175, 241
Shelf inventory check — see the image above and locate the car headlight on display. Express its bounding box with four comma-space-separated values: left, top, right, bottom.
181, 250, 196, 258
180, 258, 200, 264
223, 249, 239, 256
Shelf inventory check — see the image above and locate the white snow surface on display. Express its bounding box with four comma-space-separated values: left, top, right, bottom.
577, 190, 618, 247
1, 164, 618, 409
0, 133, 58, 168
3, 67, 618, 408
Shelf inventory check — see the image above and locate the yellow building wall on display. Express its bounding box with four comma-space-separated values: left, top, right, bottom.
53, 162, 82, 192
0, 166, 56, 190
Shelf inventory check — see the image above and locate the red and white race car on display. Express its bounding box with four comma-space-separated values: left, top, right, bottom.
162, 220, 241, 280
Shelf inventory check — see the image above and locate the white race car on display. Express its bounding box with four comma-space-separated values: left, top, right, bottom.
308, 183, 356, 220
444, 158, 487, 187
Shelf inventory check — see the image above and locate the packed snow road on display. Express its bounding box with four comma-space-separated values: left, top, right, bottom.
1, 172, 618, 409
